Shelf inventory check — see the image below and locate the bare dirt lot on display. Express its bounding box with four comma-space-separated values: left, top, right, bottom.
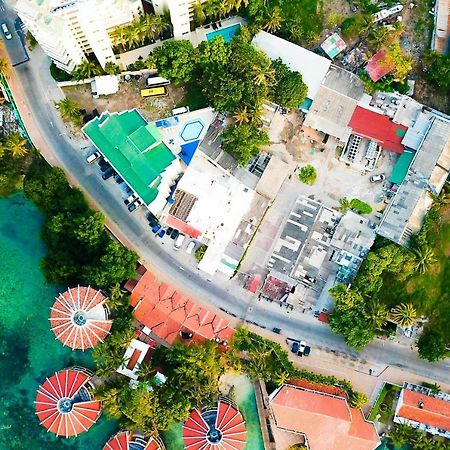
62, 80, 186, 122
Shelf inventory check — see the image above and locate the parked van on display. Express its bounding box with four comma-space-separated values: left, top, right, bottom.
140, 86, 168, 98
86, 151, 101, 164
171, 106, 190, 116
173, 234, 185, 250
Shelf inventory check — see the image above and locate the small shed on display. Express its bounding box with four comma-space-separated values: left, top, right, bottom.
321, 33, 347, 59
91, 75, 119, 98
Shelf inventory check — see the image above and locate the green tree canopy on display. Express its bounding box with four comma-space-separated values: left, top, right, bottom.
298, 165, 317, 185
328, 308, 376, 351
154, 40, 197, 84
422, 51, 450, 92
221, 123, 269, 166
271, 58, 307, 108
349, 198, 372, 215
417, 328, 448, 362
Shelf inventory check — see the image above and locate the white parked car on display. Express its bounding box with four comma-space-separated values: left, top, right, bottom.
86, 151, 101, 164
370, 173, 386, 183
173, 234, 185, 250
186, 241, 196, 254
1, 23, 12, 40
298, 340, 307, 355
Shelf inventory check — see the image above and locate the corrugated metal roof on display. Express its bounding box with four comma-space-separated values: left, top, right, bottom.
83, 110, 176, 204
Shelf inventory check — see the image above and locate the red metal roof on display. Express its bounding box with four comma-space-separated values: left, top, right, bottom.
129, 271, 234, 345
397, 389, 450, 431
246, 275, 261, 293
35, 368, 101, 438
366, 49, 394, 82
103, 431, 164, 450
166, 214, 202, 239
50, 285, 112, 351
270, 385, 380, 450
349, 106, 407, 154
183, 399, 246, 450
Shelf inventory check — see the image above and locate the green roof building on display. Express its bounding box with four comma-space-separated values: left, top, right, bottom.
83, 109, 180, 209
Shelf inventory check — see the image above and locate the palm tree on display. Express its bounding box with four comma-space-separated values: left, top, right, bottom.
0, 57, 10, 79
390, 303, 417, 328
338, 197, 351, 213
72, 60, 102, 80
136, 362, 155, 380
389, 424, 414, 447
391, 21, 404, 40
252, 60, 275, 87
104, 61, 121, 75
359, 15, 375, 36
368, 27, 391, 50
248, 103, 264, 127
56, 97, 81, 123
193, 0, 206, 26
273, 370, 290, 386
150, 14, 171, 38
431, 191, 450, 209
234, 106, 250, 124
110, 26, 128, 50
364, 300, 388, 330
262, 7, 282, 33
413, 245, 437, 273
3, 132, 28, 158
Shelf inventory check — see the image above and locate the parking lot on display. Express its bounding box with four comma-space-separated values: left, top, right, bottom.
84, 149, 202, 263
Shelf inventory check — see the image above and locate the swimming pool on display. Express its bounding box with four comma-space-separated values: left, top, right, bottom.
206, 23, 241, 43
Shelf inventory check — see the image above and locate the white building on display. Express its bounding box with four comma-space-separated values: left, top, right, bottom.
164, 151, 256, 275
14, 0, 143, 72
146, 0, 195, 39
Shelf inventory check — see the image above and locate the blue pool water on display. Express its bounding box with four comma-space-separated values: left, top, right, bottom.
180, 119, 205, 142
206, 23, 241, 43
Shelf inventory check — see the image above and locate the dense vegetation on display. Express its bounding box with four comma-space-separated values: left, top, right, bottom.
23, 159, 138, 289
329, 190, 450, 360
153, 33, 307, 165
389, 423, 450, 450
95, 327, 366, 433
0, 132, 31, 197
422, 51, 450, 93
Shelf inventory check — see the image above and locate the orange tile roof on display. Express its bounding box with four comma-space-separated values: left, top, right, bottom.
397, 389, 450, 431
270, 385, 380, 450
129, 270, 235, 345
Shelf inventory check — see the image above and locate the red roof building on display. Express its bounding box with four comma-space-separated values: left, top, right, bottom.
128, 269, 234, 345
183, 398, 246, 450
349, 106, 407, 154
366, 49, 394, 82
103, 431, 165, 450
394, 384, 450, 437
35, 367, 101, 438
269, 384, 380, 450
50, 285, 112, 351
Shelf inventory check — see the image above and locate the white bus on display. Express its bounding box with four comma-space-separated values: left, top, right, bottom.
146, 76, 170, 87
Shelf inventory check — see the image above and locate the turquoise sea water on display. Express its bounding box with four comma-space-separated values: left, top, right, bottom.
0, 193, 117, 450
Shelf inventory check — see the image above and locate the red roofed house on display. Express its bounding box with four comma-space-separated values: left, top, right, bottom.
349, 106, 407, 154
394, 382, 450, 438
269, 384, 380, 450
127, 267, 235, 346
366, 49, 394, 82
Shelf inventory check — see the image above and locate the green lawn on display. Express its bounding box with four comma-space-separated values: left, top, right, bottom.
369, 384, 401, 423
380, 206, 450, 340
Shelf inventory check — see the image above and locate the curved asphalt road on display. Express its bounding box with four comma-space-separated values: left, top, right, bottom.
3, 22, 449, 384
